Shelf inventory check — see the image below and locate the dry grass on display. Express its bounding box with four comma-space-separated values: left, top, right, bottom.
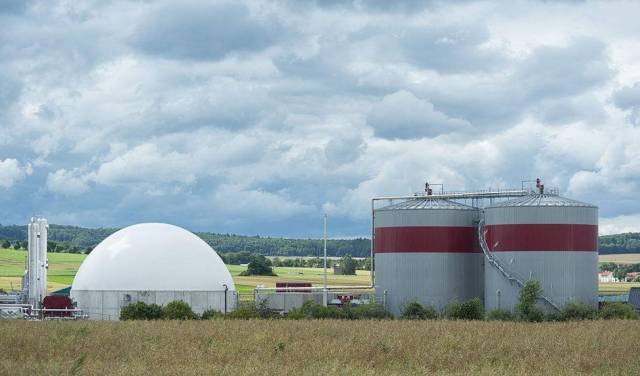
599, 253, 640, 264
0, 320, 638, 375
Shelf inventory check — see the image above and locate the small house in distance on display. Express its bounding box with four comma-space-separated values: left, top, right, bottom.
599, 271, 618, 283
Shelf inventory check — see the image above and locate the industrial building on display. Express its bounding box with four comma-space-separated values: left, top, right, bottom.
374, 198, 483, 315
483, 194, 598, 311
373, 179, 599, 315
71, 223, 236, 320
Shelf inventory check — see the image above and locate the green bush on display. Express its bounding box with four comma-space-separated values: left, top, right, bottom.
226, 301, 279, 319
598, 302, 639, 320
120, 301, 163, 320
486, 308, 513, 321
239, 255, 277, 276
162, 301, 197, 320
200, 309, 224, 320
559, 301, 597, 321
345, 303, 394, 320
401, 301, 438, 320
286, 300, 393, 320
544, 311, 562, 322
445, 298, 484, 320
517, 280, 544, 322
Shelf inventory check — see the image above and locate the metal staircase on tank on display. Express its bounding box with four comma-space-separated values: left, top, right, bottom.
477, 217, 560, 312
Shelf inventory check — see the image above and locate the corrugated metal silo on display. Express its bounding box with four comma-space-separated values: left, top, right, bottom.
374, 198, 483, 315
483, 194, 598, 312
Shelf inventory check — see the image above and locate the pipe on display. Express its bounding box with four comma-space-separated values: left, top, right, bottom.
371, 198, 375, 287
254, 285, 374, 292
222, 284, 228, 314
323, 214, 328, 307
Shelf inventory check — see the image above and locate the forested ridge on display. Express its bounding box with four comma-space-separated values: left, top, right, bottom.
0, 224, 638, 256
0, 224, 371, 257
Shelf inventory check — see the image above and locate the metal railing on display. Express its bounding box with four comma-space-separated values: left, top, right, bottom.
477, 218, 559, 311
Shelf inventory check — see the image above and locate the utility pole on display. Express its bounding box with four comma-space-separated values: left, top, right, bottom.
323, 213, 328, 307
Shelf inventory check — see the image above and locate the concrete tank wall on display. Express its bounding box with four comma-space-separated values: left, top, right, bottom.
484, 200, 598, 312
374, 200, 483, 316
72, 290, 237, 320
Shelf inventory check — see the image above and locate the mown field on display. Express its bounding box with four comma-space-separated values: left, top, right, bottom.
0, 320, 638, 375
1, 248, 638, 295
599, 253, 640, 264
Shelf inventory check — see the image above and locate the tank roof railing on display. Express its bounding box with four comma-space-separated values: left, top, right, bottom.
373, 186, 560, 202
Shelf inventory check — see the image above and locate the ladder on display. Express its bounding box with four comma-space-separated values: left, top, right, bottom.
477, 217, 559, 311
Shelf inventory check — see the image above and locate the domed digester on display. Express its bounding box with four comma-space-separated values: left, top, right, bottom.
374, 198, 483, 315
483, 194, 598, 312
71, 223, 236, 320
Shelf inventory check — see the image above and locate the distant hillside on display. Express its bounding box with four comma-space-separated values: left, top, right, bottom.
0, 224, 370, 257
0, 224, 637, 256
599, 233, 640, 255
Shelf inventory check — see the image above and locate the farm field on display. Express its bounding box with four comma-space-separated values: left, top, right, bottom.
599, 253, 640, 264
0, 248, 369, 293
599, 282, 640, 295
1, 320, 639, 375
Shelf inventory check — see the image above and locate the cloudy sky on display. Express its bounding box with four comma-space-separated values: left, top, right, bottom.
1, 0, 639, 237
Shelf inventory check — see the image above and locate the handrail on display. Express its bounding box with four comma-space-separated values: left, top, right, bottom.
477, 218, 559, 311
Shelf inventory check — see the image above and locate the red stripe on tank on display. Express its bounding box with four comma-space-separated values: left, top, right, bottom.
374, 226, 479, 253
485, 224, 598, 252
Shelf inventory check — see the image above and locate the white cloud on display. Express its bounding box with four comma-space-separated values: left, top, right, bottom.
600, 214, 640, 235
94, 143, 196, 185
368, 90, 469, 139
46, 168, 92, 196
1, 0, 640, 235
0, 159, 30, 189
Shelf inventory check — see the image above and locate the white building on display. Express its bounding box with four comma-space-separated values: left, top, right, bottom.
598, 271, 618, 283
71, 223, 236, 320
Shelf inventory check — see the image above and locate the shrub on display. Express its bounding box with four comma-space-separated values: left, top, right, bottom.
287, 300, 339, 319
517, 280, 544, 322
239, 255, 277, 276
559, 301, 597, 321
201, 309, 224, 320
162, 301, 197, 320
598, 302, 639, 320
286, 301, 393, 320
345, 303, 394, 320
120, 301, 163, 320
226, 301, 279, 319
445, 298, 484, 320
486, 308, 513, 321
544, 311, 562, 322
401, 301, 438, 320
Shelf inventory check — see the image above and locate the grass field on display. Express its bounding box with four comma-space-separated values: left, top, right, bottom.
599, 253, 640, 264
599, 282, 640, 295
0, 320, 638, 375
0, 248, 369, 293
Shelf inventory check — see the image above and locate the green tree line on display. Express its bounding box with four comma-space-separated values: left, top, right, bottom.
1, 224, 639, 256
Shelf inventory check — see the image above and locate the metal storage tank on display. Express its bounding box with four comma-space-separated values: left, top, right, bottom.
483, 193, 598, 312
71, 223, 236, 320
374, 198, 483, 315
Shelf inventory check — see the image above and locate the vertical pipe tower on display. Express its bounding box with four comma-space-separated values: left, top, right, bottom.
27, 217, 48, 308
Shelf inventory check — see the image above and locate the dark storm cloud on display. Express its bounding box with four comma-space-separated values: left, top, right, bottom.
131, 1, 281, 61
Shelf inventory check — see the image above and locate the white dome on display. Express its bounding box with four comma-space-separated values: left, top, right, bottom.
72, 223, 235, 291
